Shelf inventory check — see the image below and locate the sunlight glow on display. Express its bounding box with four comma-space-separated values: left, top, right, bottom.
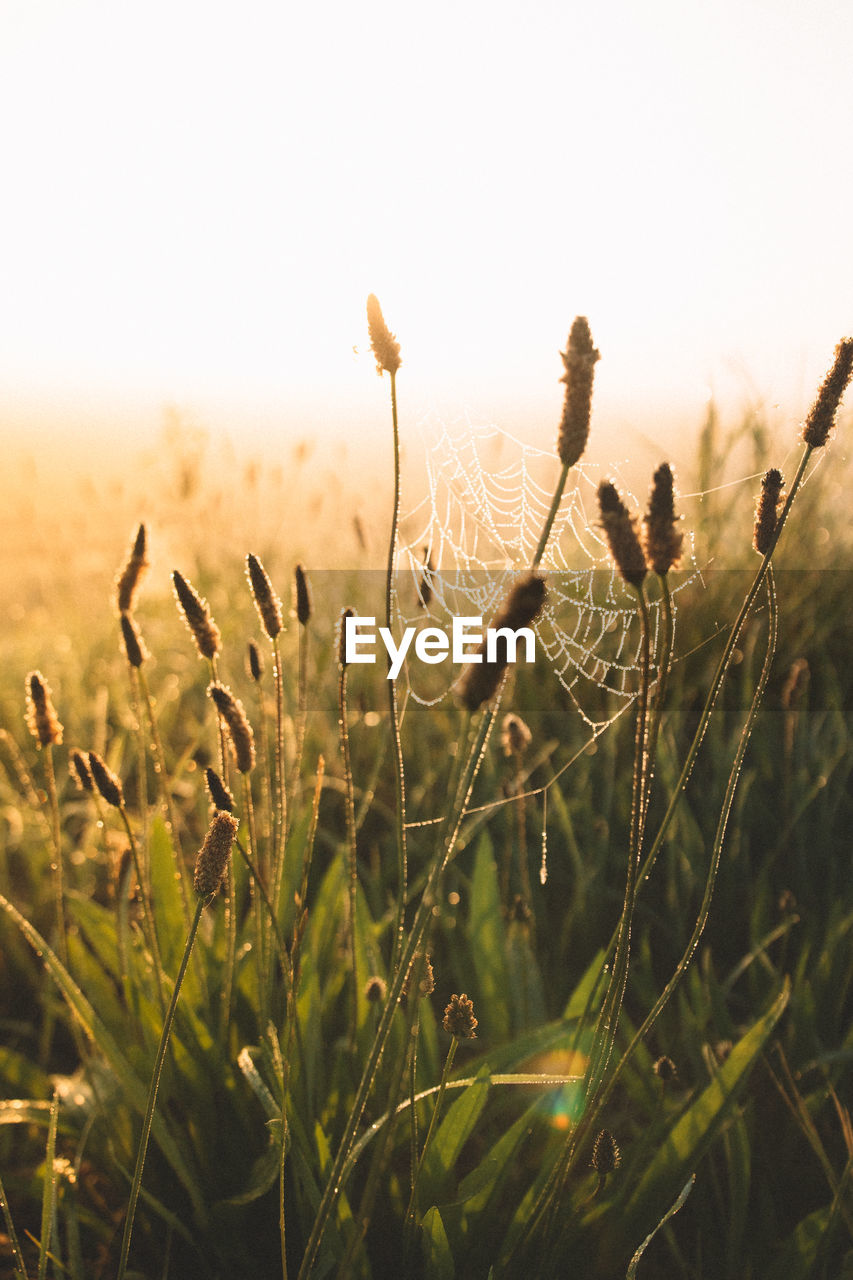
1, 0, 852, 449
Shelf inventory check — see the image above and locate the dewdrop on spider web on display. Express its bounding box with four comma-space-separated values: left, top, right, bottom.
539, 788, 548, 886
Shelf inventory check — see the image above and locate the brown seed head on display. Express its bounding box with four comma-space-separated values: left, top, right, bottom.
88, 752, 124, 809
652, 1054, 677, 1083
643, 463, 683, 576
364, 976, 387, 1004
120, 612, 147, 668
597, 481, 647, 588
501, 712, 532, 757
247, 640, 264, 682
208, 683, 255, 773
443, 992, 478, 1039
591, 1129, 621, 1176
802, 337, 853, 448
753, 468, 784, 555
205, 766, 235, 813
366, 294, 402, 376
246, 553, 283, 639
454, 574, 547, 713
172, 571, 221, 660
115, 524, 149, 614
193, 811, 239, 898
338, 608, 354, 668
25, 671, 63, 747
294, 564, 312, 626
70, 749, 94, 792
557, 317, 600, 468
403, 952, 435, 999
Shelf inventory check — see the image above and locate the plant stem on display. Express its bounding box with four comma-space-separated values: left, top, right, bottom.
386, 369, 408, 974
531, 461, 570, 569
117, 896, 205, 1280
42, 746, 67, 966
405, 1036, 458, 1234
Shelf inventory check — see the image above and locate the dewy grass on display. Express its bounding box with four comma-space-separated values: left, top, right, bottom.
116, 811, 238, 1280
1, 316, 851, 1278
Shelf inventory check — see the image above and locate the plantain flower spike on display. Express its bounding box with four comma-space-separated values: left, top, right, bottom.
802, 338, 853, 448
25, 671, 63, 748
366, 294, 402, 376
193, 811, 238, 898
557, 316, 600, 468
643, 463, 683, 576
597, 481, 647, 589
753, 468, 784, 555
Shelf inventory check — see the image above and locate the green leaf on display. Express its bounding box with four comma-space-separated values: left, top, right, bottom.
0, 1167, 30, 1280
423, 1065, 491, 1201
625, 1175, 694, 1278
601, 982, 788, 1272
469, 834, 510, 1042
37, 1091, 59, 1280
421, 1205, 455, 1280
0, 891, 208, 1227
147, 816, 192, 976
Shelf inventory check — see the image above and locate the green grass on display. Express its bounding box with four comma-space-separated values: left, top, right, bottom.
1, 330, 852, 1279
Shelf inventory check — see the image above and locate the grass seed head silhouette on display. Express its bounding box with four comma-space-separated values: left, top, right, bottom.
643, 463, 683, 576
25, 671, 63, 747
597, 481, 647, 588
366, 294, 402, 376
558, 316, 600, 468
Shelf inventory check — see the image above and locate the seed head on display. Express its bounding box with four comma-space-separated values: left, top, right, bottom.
454, 574, 547, 713
653, 1054, 677, 1083
443, 993, 478, 1039
557, 317, 600, 468
115, 523, 149, 614
88, 752, 124, 809
247, 640, 263, 682
205, 766, 235, 813
501, 712, 532, 757
193, 811, 238, 898
120, 612, 147, 668
643, 463, 683, 576
246, 553, 283, 640
591, 1129, 621, 1176
25, 671, 63, 747
294, 564, 312, 627
70, 749, 94, 792
366, 294, 402, 376
403, 952, 435, 999
753, 468, 784, 555
172, 571, 221, 660
364, 976, 387, 1004
208, 683, 255, 774
802, 338, 853, 448
597, 481, 647, 588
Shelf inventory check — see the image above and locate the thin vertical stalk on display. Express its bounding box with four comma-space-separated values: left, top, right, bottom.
42, 747, 66, 966
405, 1036, 459, 1234
137, 666, 191, 923
386, 368, 408, 973
118, 808, 167, 1019
271, 633, 288, 918
531, 462, 570, 570
338, 661, 359, 1050
116, 897, 205, 1280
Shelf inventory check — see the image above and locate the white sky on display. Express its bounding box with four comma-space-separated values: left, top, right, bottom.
1, 0, 852, 453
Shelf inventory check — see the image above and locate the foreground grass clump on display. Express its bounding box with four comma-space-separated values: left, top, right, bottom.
0, 316, 851, 1279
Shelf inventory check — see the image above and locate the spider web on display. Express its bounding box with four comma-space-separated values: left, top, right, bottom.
396, 409, 698, 730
